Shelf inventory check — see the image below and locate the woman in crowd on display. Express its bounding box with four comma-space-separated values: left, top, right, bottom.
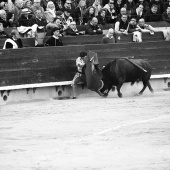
131, 4, 144, 21
97, 8, 107, 25
124, 0, 136, 17
92, 0, 103, 16
83, 6, 96, 24
46, 1, 56, 18
74, 0, 87, 25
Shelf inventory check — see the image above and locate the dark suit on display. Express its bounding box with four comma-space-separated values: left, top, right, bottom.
45, 36, 63, 46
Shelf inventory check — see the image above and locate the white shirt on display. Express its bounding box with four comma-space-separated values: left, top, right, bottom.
76, 57, 85, 73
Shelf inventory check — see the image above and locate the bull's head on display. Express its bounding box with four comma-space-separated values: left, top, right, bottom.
98, 66, 113, 97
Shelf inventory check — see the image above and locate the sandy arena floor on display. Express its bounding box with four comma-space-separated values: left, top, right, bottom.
0, 90, 170, 170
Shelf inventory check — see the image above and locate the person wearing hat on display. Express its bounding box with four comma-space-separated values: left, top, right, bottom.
18, 8, 35, 26
65, 21, 85, 35
71, 51, 87, 99
62, 8, 73, 26
45, 27, 63, 46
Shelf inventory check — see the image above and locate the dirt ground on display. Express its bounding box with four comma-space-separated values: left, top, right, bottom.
0, 90, 170, 170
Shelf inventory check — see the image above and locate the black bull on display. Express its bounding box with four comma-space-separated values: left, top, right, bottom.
83, 51, 154, 97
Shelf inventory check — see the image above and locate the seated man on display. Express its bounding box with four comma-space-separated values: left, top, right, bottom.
0, 22, 8, 38
45, 27, 63, 46
128, 18, 142, 42
85, 17, 103, 35
65, 21, 85, 35
101, 28, 115, 44
3, 29, 23, 49
34, 9, 47, 27
115, 14, 129, 35
137, 18, 155, 34
71, 52, 87, 99
145, 4, 162, 22
162, 7, 170, 23
117, 7, 130, 21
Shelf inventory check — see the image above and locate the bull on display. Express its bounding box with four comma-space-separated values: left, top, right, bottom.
99, 58, 154, 97
84, 51, 154, 97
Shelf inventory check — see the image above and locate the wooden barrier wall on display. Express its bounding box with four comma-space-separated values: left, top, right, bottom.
0, 41, 170, 87
0, 38, 35, 49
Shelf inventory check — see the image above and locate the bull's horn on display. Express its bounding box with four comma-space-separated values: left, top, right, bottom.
98, 80, 104, 91
97, 80, 105, 96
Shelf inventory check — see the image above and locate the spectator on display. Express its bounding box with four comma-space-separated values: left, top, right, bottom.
34, 9, 47, 26
149, 0, 165, 14
131, 4, 144, 21
0, 1, 8, 11
135, 0, 149, 14
86, 0, 95, 8
18, 8, 35, 26
66, 21, 85, 35
128, 17, 142, 42
0, 22, 8, 38
85, 16, 103, 34
54, 0, 64, 11
74, 0, 87, 25
164, 0, 170, 9
45, 27, 63, 46
24, 0, 33, 10
3, 29, 23, 49
101, 28, 115, 43
62, 0, 75, 18
62, 0, 72, 10
40, 0, 49, 10
31, 0, 45, 18
115, 13, 129, 34
115, 0, 125, 15
117, 7, 130, 21
162, 6, 170, 22
62, 8, 74, 28
46, 1, 56, 18
92, 0, 102, 16
53, 17, 64, 34
124, 0, 136, 16
103, 0, 117, 23
0, 9, 11, 27
145, 4, 162, 22
83, 6, 96, 24
7, 0, 23, 27
137, 18, 155, 33
97, 8, 107, 25
44, 10, 55, 23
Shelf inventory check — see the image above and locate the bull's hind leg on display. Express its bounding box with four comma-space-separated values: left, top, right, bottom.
139, 80, 148, 95
147, 81, 154, 93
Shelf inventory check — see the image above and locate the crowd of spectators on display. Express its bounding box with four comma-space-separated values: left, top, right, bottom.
0, 0, 170, 46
